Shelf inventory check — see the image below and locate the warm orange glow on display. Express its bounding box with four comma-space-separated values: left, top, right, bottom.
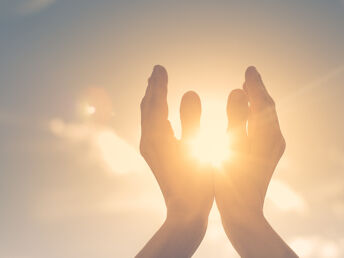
95, 130, 147, 174
190, 129, 230, 167
79, 87, 114, 123
85, 104, 96, 115
188, 99, 230, 167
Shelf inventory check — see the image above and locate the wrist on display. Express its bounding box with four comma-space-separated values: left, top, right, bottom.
221, 207, 266, 240
221, 208, 265, 229
221, 212, 298, 258
166, 208, 209, 230
166, 199, 212, 226
136, 205, 209, 258
163, 210, 209, 251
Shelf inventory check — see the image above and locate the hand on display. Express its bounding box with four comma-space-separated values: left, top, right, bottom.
137, 65, 213, 258
215, 67, 297, 257
216, 66, 284, 223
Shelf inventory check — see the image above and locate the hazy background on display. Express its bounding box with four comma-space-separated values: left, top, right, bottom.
1, 0, 344, 257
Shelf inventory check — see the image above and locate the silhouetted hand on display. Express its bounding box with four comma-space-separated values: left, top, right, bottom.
137, 65, 297, 258
137, 65, 213, 258
215, 66, 297, 257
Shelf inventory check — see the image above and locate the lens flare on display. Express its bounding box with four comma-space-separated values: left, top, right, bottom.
85, 104, 96, 115
189, 129, 230, 167
187, 98, 231, 167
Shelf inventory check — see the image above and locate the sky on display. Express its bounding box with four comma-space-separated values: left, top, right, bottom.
0, 0, 344, 257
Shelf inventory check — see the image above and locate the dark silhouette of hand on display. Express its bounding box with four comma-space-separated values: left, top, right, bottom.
216, 66, 285, 221
215, 66, 296, 257
137, 65, 297, 258
137, 65, 213, 258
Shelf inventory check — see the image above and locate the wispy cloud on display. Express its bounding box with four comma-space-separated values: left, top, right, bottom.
49, 118, 148, 174
266, 179, 308, 214
17, 0, 56, 15
290, 236, 341, 257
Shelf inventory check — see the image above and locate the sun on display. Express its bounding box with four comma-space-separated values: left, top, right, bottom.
189, 128, 230, 167
187, 99, 231, 167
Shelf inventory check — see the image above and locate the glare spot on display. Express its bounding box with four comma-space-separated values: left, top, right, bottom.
190, 130, 230, 167
188, 98, 230, 167
85, 105, 96, 115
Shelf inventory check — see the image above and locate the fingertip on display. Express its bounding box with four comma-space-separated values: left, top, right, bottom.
181, 91, 201, 105
149, 65, 168, 103
152, 65, 168, 83
243, 66, 276, 111
149, 65, 168, 85
153, 64, 167, 73
180, 90, 202, 140
180, 90, 201, 121
227, 89, 248, 116
228, 89, 248, 103
245, 66, 259, 82
246, 65, 257, 72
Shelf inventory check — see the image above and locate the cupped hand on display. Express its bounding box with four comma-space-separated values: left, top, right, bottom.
138, 65, 296, 258
216, 66, 285, 220
140, 65, 214, 221
215, 67, 296, 257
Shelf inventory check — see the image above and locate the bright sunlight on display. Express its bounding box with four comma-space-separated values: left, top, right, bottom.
85, 104, 96, 115
188, 98, 231, 167
190, 129, 230, 167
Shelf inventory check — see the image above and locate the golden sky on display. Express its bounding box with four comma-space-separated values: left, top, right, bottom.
1, 0, 344, 257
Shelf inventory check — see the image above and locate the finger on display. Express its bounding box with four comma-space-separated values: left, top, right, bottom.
141, 65, 173, 140
243, 66, 274, 111
227, 89, 249, 154
180, 91, 201, 142
140, 83, 153, 138
244, 66, 280, 132
244, 67, 284, 160
150, 64, 168, 119
140, 66, 174, 170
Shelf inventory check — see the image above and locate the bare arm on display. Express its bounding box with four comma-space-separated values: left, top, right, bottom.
136, 213, 208, 258
222, 211, 297, 257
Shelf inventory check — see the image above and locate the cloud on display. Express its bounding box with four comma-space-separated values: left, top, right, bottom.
49, 118, 148, 174
32, 117, 158, 222
49, 117, 309, 213
290, 236, 341, 257
34, 182, 164, 221
17, 0, 56, 15
49, 118, 93, 141
266, 179, 308, 214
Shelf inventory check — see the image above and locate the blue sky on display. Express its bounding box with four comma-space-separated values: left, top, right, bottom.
1, 0, 344, 257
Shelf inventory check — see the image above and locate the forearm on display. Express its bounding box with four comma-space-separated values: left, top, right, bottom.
222, 212, 298, 258
136, 212, 208, 258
